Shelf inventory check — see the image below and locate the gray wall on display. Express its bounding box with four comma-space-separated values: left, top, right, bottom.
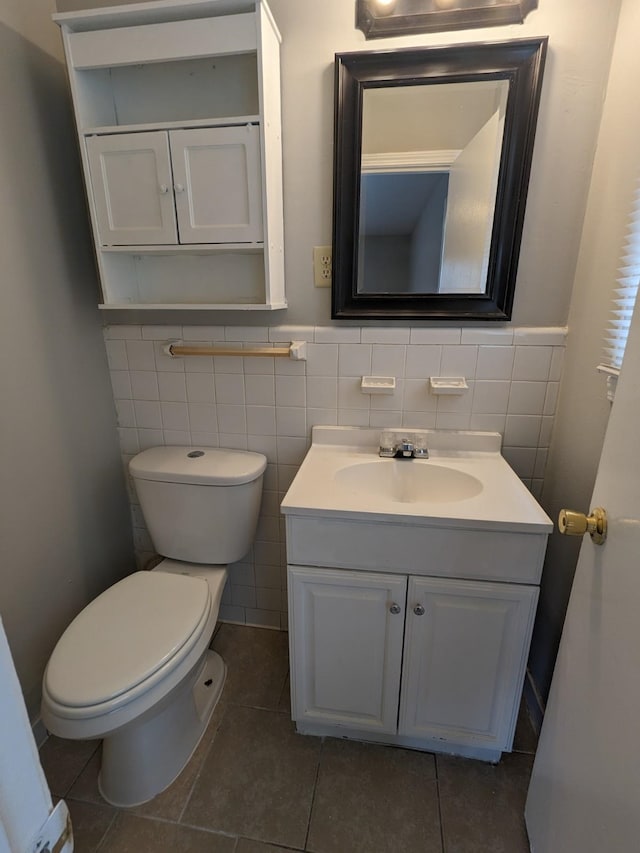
56, 0, 621, 329
48, 0, 631, 717
528, 0, 640, 707
0, 0, 134, 718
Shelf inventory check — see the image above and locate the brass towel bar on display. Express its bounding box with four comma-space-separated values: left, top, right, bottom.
163, 340, 307, 360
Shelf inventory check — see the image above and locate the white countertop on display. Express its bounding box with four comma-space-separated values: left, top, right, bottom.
281, 427, 553, 535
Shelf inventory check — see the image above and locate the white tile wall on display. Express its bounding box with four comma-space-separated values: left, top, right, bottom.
106, 324, 567, 630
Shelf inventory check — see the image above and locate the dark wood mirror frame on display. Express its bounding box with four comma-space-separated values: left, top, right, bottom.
356, 0, 538, 40
331, 38, 548, 321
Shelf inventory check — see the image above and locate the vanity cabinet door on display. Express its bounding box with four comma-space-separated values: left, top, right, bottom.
86, 131, 178, 246
398, 576, 538, 751
169, 125, 263, 244
288, 566, 406, 734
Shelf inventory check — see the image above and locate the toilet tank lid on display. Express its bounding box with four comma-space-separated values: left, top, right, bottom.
130, 446, 267, 486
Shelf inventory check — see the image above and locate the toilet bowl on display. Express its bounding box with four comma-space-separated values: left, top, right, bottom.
41, 446, 266, 807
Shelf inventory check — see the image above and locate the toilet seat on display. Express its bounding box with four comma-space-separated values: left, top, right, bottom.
43, 571, 211, 717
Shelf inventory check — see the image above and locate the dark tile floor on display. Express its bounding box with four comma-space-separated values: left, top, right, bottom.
39, 624, 538, 853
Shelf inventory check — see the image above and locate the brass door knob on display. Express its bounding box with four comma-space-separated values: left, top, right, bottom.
558, 507, 607, 545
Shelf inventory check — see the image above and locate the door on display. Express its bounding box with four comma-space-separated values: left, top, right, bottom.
439, 107, 505, 294
170, 125, 263, 244
399, 576, 538, 751
0, 619, 71, 853
525, 297, 640, 849
86, 131, 178, 246
288, 566, 406, 734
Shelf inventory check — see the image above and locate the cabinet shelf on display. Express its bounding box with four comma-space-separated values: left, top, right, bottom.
99, 301, 287, 311
101, 243, 264, 255
83, 115, 260, 137
60, 10, 257, 70
53, 0, 257, 33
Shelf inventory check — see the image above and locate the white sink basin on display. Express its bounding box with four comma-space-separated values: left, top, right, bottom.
281, 426, 553, 534
334, 459, 483, 503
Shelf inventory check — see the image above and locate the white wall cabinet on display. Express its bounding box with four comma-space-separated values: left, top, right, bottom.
54, 0, 285, 310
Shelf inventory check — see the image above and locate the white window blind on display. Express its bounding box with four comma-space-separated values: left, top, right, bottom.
602, 181, 640, 371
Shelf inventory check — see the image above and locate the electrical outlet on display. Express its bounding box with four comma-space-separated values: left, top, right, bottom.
313, 246, 332, 287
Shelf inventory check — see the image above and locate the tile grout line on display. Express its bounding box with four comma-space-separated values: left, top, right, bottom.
434, 754, 447, 853
50, 740, 101, 801
93, 808, 119, 853
302, 737, 324, 852
111, 806, 245, 847
275, 666, 291, 713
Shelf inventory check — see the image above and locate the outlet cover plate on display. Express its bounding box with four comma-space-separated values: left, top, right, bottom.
313, 246, 332, 287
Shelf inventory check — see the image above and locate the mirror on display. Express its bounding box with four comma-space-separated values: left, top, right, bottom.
332, 38, 548, 321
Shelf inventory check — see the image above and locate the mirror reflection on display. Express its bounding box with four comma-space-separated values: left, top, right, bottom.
358, 80, 509, 296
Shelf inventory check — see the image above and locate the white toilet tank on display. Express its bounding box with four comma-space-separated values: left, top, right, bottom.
129, 447, 267, 564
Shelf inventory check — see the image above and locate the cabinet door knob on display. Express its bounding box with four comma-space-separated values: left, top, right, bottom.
413, 604, 425, 616
174, 183, 185, 193
389, 603, 401, 615
159, 184, 169, 194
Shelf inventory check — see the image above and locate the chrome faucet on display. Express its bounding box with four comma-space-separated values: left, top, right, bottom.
398, 438, 415, 458
379, 436, 429, 459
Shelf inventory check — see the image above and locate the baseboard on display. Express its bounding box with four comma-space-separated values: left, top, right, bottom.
522, 668, 545, 736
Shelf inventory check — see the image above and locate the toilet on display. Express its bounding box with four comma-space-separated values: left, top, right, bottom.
41, 446, 266, 808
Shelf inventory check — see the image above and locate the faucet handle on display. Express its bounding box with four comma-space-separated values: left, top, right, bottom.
379, 429, 395, 457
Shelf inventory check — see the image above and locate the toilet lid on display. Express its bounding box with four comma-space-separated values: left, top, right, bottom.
44, 572, 210, 708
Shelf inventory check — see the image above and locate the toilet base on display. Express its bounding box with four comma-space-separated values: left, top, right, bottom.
98, 649, 226, 807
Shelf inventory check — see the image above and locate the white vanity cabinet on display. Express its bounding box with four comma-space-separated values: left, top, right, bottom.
288, 563, 538, 760
54, 0, 285, 310
281, 427, 552, 761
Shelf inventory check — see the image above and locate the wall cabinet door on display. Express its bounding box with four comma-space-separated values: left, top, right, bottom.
87, 126, 263, 248
398, 576, 538, 750
169, 125, 263, 244
288, 566, 406, 734
86, 131, 178, 246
